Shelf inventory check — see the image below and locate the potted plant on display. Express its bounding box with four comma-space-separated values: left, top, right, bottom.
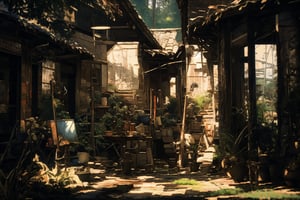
220, 126, 249, 182
254, 125, 275, 183
101, 110, 125, 135
100, 94, 133, 135
263, 127, 285, 184
283, 140, 300, 187
189, 143, 200, 172
74, 132, 93, 163
101, 112, 114, 134
284, 157, 300, 187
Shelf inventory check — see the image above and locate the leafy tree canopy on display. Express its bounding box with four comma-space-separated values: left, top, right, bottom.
130, 0, 180, 29
0, 0, 122, 36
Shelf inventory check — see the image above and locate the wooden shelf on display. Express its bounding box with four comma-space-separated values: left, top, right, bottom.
94, 105, 110, 109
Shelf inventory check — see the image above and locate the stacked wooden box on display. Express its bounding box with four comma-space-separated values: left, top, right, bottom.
123, 138, 153, 172
161, 128, 178, 168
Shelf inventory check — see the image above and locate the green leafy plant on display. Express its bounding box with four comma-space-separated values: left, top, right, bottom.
220, 125, 249, 170
165, 96, 178, 116
0, 151, 33, 200
210, 188, 244, 196
31, 154, 82, 187
100, 94, 133, 133
221, 127, 248, 157
101, 112, 115, 131
0, 117, 55, 200
219, 125, 250, 182
3, 0, 122, 37
161, 113, 177, 128
194, 93, 212, 110
73, 114, 93, 153
76, 134, 93, 153
54, 98, 71, 119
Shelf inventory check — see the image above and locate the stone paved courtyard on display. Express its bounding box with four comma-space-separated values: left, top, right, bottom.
70, 163, 300, 200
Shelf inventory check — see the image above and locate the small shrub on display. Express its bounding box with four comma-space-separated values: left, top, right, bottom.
194, 93, 211, 110
173, 178, 198, 185
210, 188, 244, 196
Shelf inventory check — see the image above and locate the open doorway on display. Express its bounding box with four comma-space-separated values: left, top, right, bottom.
255, 44, 277, 126
243, 44, 278, 144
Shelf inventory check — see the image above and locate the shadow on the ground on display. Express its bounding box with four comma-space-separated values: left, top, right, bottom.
26, 167, 300, 200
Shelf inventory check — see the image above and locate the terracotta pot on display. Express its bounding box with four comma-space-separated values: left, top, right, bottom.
101, 97, 108, 106
77, 152, 90, 163
105, 130, 113, 136
124, 121, 130, 131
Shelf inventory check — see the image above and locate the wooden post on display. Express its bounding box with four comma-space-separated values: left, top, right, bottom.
50, 80, 60, 170
50, 80, 56, 124
20, 44, 32, 120
153, 94, 157, 125
178, 95, 188, 168
150, 89, 153, 121
90, 64, 96, 156
247, 16, 258, 186
90, 84, 95, 156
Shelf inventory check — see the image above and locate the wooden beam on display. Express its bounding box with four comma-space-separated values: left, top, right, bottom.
232, 33, 247, 46
247, 16, 258, 186
178, 95, 188, 168
20, 43, 32, 120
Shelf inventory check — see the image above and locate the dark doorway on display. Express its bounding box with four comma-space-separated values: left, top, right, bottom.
0, 52, 20, 141
60, 64, 76, 118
